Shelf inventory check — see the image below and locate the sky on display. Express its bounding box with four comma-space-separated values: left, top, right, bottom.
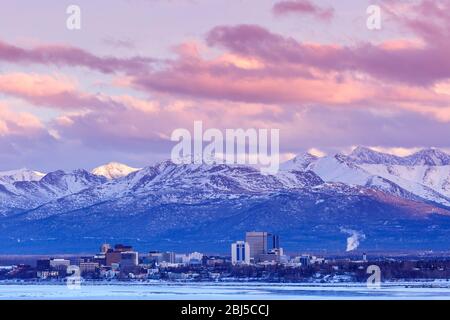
1, 0, 450, 171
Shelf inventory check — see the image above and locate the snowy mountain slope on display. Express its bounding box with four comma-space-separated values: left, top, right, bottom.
360, 164, 450, 198
0, 169, 45, 184
2, 149, 450, 252
3, 183, 450, 254
21, 161, 324, 220
403, 148, 450, 166
279, 149, 450, 207
279, 153, 318, 171
92, 162, 141, 180
347, 146, 404, 165
347, 146, 450, 166
2, 147, 450, 218
0, 169, 106, 215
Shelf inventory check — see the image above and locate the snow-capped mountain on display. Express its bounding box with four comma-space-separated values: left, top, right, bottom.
2, 147, 450, 253
92, 162, 140, 180
0, 169, 45, 184
0, 169, 106, 215
279, 153, 318, 171
21, 161, 324, 220
279, 147, 450, 207
346, 146, 404, 165
346, 146, 450, 166
403, 148, 450, 166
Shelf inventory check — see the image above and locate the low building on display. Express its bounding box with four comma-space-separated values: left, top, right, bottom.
161, 252, 176, 264
50, 259, 70, 272
37, 270, 60, 279
36, 259, 51, 271
79, 262, 99, 275
298, 255, 311, 267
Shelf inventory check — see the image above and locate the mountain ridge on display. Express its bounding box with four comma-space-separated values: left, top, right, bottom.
2, 147, 450, 253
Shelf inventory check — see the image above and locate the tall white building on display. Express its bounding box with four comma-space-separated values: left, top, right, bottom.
231, 241, 250, 265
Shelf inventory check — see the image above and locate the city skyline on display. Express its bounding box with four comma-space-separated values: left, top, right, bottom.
1, 0, 450, 172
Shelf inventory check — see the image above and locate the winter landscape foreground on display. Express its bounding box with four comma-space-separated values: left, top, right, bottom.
1, 281, 450, 300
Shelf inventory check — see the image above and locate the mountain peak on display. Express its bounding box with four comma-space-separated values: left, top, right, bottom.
92, 162, 141, 180
405, 148, 450, 166
280, 153, 318, 171
347, 146, 403, 165
0, 168, 45, 183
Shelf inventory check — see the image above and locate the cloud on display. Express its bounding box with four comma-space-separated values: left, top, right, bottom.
205, 24, 450, 86
272, 0, 334, 21
126, 34, 450, 123
383, 0, 450, 44
0, 103, 44, 136
1, 0, 450, 170
0, 40, 152, 74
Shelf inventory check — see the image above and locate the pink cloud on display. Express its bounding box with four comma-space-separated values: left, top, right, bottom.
0, 40, 152, 74
273, 0, 334, 21
205, 24, 450, 86
384, 0, 450, 44
0, 73, 130, 111
0, 103, 44, 136
0, 73, 76, 97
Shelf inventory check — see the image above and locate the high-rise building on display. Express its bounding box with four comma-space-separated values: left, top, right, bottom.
269, 234, 280, 250
231, 241, 250, 265
245, 232, 280, 259
245, 232, 268, 259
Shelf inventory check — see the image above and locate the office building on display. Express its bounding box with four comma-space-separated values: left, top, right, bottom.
231, 241, 250, 265
104, 244, 134, 266
299, 255, 311, 267
105, 250, 121, 266
257, 248, 284, 263
120, 251, 139, 268
269, 234, 280, 250
79, 262, 99, 275
50, 259, 70, 272
245, 232, 268, 259
245, 232, 280, 260
161, 252, 176, 264
36, 259, 51, 271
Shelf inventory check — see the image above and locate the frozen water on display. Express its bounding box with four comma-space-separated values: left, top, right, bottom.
1, 281, 450, 300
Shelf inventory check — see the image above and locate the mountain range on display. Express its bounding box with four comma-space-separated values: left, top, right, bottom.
2, 147, 450, 254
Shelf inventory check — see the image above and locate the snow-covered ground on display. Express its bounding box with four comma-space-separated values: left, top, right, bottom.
1, 281, 450, 300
